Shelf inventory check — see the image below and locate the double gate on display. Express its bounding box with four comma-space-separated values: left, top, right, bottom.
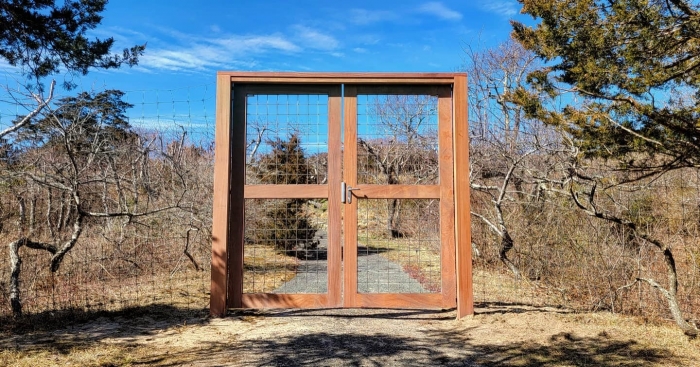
211, 73, 472, 318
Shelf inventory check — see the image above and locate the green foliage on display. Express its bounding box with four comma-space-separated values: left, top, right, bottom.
253, 134, 318, 252
18, 89, 135, 152
513, 0, 700, 171
0, 0, 145, 88
256, 134, 311, 185
254, 199, 318, 252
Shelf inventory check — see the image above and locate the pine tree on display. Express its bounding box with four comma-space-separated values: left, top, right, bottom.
512, 0, 700, 337
512, 0, 700, 172
253, 134, 318, 253
0, 0, 145, 87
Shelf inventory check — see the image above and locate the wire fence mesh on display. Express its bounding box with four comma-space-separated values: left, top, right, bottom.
357, 199, 441, 294
471, 167, 700, 326
0, 84, 215, 318
0, 83, 697, 332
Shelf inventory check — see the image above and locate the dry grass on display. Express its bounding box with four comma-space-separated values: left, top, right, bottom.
356, 199, 443, 291
3, 298, 700, 366
366, 237, 442, 292
473, 268, 566, 307
1, 344, 150, 367
243, 243, 299, 293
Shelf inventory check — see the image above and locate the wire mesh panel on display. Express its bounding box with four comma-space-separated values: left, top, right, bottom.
244, 199, 329, 294
356, 199, 441, 294
356, 94, 439, 185
245, 94, 329, 185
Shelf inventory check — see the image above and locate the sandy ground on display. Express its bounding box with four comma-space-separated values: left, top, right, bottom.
3, 303, 699, 366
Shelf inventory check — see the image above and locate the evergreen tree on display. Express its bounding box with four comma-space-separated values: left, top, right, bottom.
512, 0, 700, 337
0, 0, 145, 87
512, 0, 700, 173
253, 134, 318, 254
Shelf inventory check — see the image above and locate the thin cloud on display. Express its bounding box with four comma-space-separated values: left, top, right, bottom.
139, 34, 301, 72
356, 34, 381, 45
418, 2, 462, 20
211, 35, 301, 53
478, 0, 519, 17
349, 9, 399, 25
105, 24, 344, 73
292, 25, 339, 50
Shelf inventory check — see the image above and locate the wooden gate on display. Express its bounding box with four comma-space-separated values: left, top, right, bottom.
211, 73, 472, 318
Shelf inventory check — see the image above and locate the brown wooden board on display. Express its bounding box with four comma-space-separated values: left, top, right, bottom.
327, 87, 343, 307
343, 85, 359, 308
351, 185, 440, 199
223, 72, 460, 85
438, 87, 457, 309
453, 75, 474, 317
227, 84, 247, 309
210, 74, 232, 316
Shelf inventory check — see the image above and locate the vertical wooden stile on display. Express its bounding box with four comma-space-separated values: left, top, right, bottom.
438, 87, 457, 308
227, 84, 247, 309
210, 73, 232, 316
343, 85, 358, 307
453, 75, 474, 318
327, 86, 343, 306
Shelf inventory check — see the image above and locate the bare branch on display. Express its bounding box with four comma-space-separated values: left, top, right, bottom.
0, 80, 56, 140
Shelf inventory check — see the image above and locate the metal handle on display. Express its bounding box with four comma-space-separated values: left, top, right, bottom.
346, 186, 359, 204
341, 182, 360, 204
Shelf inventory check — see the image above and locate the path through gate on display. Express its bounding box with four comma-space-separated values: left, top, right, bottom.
211, 73, 472, 318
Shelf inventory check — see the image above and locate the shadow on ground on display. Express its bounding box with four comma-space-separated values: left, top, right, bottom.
236, 329, 683, 367
0, 304, 209, 338
474, 301, 574, 315
473, 332, 680, 367
1, 303, 690, 366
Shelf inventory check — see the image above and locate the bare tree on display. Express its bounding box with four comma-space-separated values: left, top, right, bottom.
3, 90, 187, 316
465, 38, 567, 278
0, 81, 56, 141
558, 147, 699, 337
358, 94, 439, 237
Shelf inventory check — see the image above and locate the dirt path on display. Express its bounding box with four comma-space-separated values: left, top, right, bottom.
4, 304, 699, 366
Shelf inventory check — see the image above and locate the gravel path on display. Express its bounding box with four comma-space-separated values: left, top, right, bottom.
273, 255, 329, 293
274, 231, 427, 294
356, 251, 428, 293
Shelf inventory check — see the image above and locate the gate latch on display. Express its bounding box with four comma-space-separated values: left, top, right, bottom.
341, 182, 359, 204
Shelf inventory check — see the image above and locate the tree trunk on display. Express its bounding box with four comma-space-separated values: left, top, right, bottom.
9, 239, 23, 317
638, 246, 698, 337
387, 198, 402, 238
499, 230, 521, 279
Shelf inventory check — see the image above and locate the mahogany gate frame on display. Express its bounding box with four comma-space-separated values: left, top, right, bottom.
210, 72, 473, 319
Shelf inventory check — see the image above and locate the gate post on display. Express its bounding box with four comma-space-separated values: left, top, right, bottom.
211, 73, 232, 317
453, 74, 474, 318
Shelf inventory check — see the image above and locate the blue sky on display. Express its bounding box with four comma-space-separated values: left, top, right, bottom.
1, 0, 531, 141
94, 0, 528, 89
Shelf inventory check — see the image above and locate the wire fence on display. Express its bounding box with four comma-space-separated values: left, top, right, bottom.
471, 168, 700, 326
0, 84, 698, 331
0, 84, 216, 318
